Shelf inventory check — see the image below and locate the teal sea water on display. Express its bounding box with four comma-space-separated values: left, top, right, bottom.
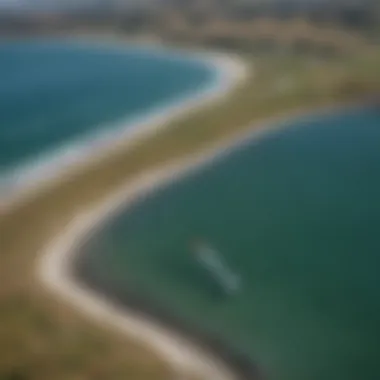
78, 107, 380, 380
0, 39, 215, 183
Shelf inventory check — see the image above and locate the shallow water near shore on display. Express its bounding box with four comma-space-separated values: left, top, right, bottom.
0, 39, 216, 189
77, 106, 380, 380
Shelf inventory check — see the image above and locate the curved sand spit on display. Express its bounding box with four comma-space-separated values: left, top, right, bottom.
31, 51, 249, 380
33, 46, 364, 380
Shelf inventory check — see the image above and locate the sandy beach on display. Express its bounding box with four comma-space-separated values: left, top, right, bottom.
36, 86, 361, 380
4, 40, 366, 380
39, 99, 308, 378
0, 21, 379, 380
38, 162, 241, 380
0, 43, 247, 212
1, 45, 250, 380
34, 81, 368, 379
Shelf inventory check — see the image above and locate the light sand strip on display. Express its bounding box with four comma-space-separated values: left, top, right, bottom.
31, 50, 249, 380
1, 48, 248, 213
38, 94, 321, 379
38, 160, 243, 380
36, 98, 357, 380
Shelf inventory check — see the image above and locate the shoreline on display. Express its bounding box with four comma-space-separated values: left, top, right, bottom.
37, 98, 364, 380
1, 41, 250, 380
1, 39, 247, 212
4, 38, 374, 380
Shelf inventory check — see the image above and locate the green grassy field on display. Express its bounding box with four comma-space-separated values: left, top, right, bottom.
1, 47, 380, 380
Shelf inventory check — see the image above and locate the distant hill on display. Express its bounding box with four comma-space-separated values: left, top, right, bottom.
0, 0, 378, 42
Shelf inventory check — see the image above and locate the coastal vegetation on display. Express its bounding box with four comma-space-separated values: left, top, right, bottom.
1, 2, 380, 378
1, 45, 380, 379
1, 0, 379, 50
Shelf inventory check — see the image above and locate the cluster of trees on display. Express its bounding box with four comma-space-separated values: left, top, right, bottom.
162, 0, 379, 32
0, 0, 378, 39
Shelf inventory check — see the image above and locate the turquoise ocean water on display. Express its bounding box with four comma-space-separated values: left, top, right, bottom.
0, 39, 215, 186
78, 106, 380, 380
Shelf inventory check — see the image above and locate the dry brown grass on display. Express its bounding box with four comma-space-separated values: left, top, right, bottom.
161, 17, 368, 54
1, 49, 380, 380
